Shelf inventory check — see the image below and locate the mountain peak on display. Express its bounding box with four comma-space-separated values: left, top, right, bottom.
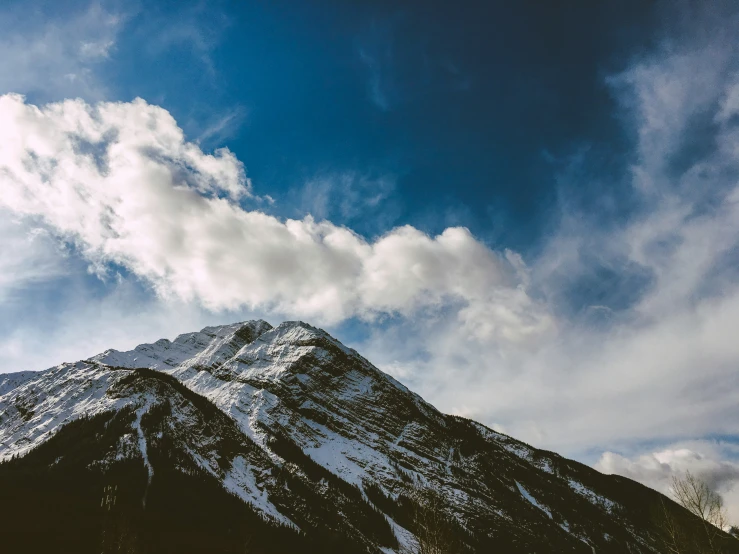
273, 320, 316, 331
266, 320, 351, 352
200, 319, 273, 341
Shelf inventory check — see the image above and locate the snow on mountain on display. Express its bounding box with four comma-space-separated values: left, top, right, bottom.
0, 320, 733, 553
0, 370, 40, 396
92, 320, 273, 371
0, 361, 124, 457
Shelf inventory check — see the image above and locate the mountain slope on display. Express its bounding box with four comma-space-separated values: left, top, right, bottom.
0, 320, 736, 553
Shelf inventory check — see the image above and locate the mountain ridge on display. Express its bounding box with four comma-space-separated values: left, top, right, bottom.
1, 320, 735, 553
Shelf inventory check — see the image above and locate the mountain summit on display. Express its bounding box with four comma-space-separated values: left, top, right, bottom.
0, 321, 733, 553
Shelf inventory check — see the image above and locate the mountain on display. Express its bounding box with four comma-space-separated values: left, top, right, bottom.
0, 320, 735, 553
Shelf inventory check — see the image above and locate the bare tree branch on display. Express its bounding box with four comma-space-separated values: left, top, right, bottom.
670, 471, 730, 554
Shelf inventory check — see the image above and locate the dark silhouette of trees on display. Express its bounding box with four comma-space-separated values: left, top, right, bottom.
395, 484, 462, 554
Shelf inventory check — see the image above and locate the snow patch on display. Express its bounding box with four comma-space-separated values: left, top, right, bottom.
515, 481, 552, 519
133, 397, 154, 507
568, 479, 618, 512
503, 442, 533, 461
223, 455, 293, 526
383, 515, 418, 554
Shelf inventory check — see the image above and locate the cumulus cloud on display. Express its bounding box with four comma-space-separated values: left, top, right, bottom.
0, 93, 551, 343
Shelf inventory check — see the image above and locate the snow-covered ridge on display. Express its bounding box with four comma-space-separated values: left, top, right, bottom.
92, 319, 274, 370
0, 320, 686, 553
0, 370, 39, 396
1, 362, 130, 460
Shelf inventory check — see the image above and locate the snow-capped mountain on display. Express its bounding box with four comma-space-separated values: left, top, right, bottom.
0, 321, 734, 553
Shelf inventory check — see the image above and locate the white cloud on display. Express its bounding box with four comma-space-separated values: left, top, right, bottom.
0, 94, 550, 344
0, 2, 123, 101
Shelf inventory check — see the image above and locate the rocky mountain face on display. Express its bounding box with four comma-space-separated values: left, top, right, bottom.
0, 320, 735, 553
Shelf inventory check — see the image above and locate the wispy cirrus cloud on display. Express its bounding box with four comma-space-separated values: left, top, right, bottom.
0, 1, 124, 101
296, 171, 400, 235
0, 214, 70, 304
136, 0, 231, 76
358, 47, 392, 111
194, 105, 248, 148
356, 19, 398, 111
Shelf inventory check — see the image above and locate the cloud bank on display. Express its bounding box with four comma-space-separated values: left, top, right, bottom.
0, 93, 551, 344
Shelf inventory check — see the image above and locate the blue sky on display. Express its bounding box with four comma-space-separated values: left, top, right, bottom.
4, 0, 739, 518
11, 0, 654, 245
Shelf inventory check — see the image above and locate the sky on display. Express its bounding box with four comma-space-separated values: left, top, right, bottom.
3, 0, 739, 519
